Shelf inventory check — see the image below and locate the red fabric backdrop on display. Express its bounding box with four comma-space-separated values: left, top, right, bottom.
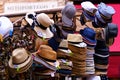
75, 4, 120, 52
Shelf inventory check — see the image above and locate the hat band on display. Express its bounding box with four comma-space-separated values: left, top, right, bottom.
62, 26, 75, 31
37, 54, 56, 62
58, 47, 68, 50
98, 11, 112, 22
13, 56, 29, 65
83, 9, 95, 16
36, 20, 47, 30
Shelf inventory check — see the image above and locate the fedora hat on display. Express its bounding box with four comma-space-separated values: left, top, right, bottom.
8, 48, 33, 73
81, 1, 97, 21
34, 13, 54, 38
103, 23, 118, 46
58, 39, 72, 56
95, 2, 115, 23
80, 27, 96, 45
62, 3, 76, 27
32, 45, 57, 70
0, 16, 13, 39
67, 34, 83, 43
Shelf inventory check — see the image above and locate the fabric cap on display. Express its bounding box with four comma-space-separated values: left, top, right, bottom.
95, 2, 115, 23
0, 16, 13, 39
104, 23, 118, 46
81, 1, 97, 20
62, 3, 76, 27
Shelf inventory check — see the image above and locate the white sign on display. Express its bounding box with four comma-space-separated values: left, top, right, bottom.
4, 1, 64, 14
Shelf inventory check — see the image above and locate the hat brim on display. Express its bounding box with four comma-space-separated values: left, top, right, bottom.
34, 26, 53, 39
61, 29, 74, 39
32, 53, 56, 71
9, 54, 33, 73
62, 14, 72, 26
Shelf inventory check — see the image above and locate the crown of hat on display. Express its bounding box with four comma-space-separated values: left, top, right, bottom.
105, 23, 118, 38
59, 40, 68, 48
80, 27, 96, 41
37, 45, 57, 61
81, 1, 97, 14
67, 34, 83, 43
62, 3, 76, 19
98, 2, 115, 19
36, 13, 54, 27
12, 48, 30, 64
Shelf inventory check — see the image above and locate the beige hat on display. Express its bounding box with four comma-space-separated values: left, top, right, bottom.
34, 13, 54, 38
67, 34, 83, 43
8, 48, 33, 73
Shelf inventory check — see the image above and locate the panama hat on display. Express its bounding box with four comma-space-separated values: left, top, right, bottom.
0, 16, 13, 39
67, 34, 83, 43
8, 48, 33, 73
34, 13, 54, 39
32, 45, 57, 70
62, 2, 76, 27
57, 39, 72, 57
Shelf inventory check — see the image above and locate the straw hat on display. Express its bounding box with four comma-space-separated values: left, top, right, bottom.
32, 45, 57, 70
0, 16, 13, 39
8, 48, 33, 73
67, 34, 83, 43
34, 13, 54, 38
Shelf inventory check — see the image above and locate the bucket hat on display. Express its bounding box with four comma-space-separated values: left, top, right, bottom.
0, 16, 13, 39
62, 3, 76, 27
34, 13, 54, 38
80, 27, 96, 45
8, 48, 33, 73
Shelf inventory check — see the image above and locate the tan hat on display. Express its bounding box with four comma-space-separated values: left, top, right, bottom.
34, 13, 54, 38
8, 48, 33, 73
67, 34, 83, 43
32, 45, 57, 70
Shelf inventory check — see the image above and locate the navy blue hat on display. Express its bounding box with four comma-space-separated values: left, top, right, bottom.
48, 37, 60, 51
80, 27, 96, 45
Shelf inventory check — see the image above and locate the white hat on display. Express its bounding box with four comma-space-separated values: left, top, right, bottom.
25, 12, 36, 26
0, 16, 13, 39
81, 1, 97, 13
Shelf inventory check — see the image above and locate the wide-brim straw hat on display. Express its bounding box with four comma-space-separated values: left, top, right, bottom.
8, 48, 33, 73
34, 13, 54, 38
